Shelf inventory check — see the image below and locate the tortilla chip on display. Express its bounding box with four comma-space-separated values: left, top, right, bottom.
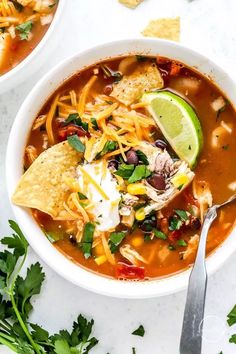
119, 0, 143, 9
111, 62, 164, 106
12, 141, 82, 219
142, 17, 180, 42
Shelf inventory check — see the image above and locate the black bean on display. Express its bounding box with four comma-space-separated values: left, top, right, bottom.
126, 150, 139, 165
190, 217, 201, 231
147, 173, 166, 190
140, 217, 156, 232
154, 139, 168, 150
108, 159, 119, 170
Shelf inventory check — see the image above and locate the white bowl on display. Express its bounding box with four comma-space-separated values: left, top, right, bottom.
6, 38, 236, 298
0, 0, 66, 94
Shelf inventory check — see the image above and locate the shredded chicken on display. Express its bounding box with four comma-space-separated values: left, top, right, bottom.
193, 180, 212, 222
120, 244, 147, 265
183, 234, 199, 261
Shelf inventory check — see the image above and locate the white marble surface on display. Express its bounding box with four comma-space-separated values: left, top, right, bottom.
1, 0, 236, 353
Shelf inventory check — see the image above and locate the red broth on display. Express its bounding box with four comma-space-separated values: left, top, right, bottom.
0, 1, 57, 75
26, 56, 236, 280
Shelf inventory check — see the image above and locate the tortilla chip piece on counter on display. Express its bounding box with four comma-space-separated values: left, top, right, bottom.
12, 141, 82, 219
119, 0, 143, 9
142, 17, 180, 42
111, 62, 164, 106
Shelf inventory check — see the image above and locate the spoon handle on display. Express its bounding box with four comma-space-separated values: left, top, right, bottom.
179, 209, 217, 354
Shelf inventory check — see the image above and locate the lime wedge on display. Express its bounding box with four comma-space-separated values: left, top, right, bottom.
142, 91, 203, 168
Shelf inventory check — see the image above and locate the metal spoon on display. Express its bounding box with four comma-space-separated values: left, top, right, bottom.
179, 194, 236, 354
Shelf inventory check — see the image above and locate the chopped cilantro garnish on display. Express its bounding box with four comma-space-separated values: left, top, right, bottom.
136, 150, 149, 165
175, 209, 188, 221
132, 348, 137, 354
109, 232, 126, 253
168, 245, 176, 251
16, 20, 33, 40
128, 165, 151, 183
227, 305, 236, 326
229, 334, 236, 344
64, 113, 88, 132
136, 55, 147, 62
67, 134, 85, 152
153, 229, 167, 240
81, 222, 95, 259
132, 325, 145, 337
177, 239, 187, 247
78, 192, 87, 200
96, 140, 118, 159
169, 216, 182, 231
91, 117, 99, 130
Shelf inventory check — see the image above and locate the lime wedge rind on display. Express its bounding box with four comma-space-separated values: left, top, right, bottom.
142, 91, 203, 168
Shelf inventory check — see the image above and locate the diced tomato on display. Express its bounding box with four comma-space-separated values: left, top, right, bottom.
116, 263, 145, 280
58, 124, 88, 141
169, 62, 182, 76
168, 229, 182, 243
183, 189, 199, 207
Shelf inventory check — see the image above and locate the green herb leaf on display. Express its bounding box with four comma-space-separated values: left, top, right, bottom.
64, 114, 88, 132
136, 55, 147, 62
177, 239, 187, 247
96, 140, 118, 159
169, 216, 183, 231
16, 21, 33, 40
54, 339, 71, 354
128, 165, 151, 183
227, 305, 236, 326
67, 135, 85, 153
168, 245, 176, 251
109, 232, 126, 253
91, 117, 99, 130
81, 223, 95, 259
30, 323, 49, 342
78, 192, 88, 200
153, 229, 167, 240
136, 150, 149, 165
132, 325, 145, 337
229, 334, 236, 344
115, 163, 135, 179
175, 209, 188, 221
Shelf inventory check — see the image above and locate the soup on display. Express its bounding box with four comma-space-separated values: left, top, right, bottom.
13, 55, 236, 281
0, 0, 57, 75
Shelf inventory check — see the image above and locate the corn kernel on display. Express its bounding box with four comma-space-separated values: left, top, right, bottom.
171, 174, 190, 189
135, 208, 145, 221
131, 236, 144, 247
127, 183, 146, 195
95, 243, 104, 256
94, 255, 107, 266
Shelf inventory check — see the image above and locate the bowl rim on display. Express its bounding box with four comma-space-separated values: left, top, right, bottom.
6, 38, 236, 298
0, 0, 66, 85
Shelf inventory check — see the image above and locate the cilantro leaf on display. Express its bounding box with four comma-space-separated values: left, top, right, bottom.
153, 229, 167, 240
128, 165, 151, 183
96, 141, 118, 159
174, 209, 188, 221
109, 232, 126, 253
67, 135, 85, 153
177, 239, 187, 247
115, 163, 135, 179
132, 325, 145, 337
227, 305, 236, 326
54, 339, 71, 354
16, 21, 33, 40
64, 114, 88, 132
136, 150, 149, 165
78, 192, 88, 200
81, 223, 95, 259
229, 334, 236, 344
31, 323, 49, 342
91, 118, 99, 131
15, 262, 45, 317
169, 216, 183, 231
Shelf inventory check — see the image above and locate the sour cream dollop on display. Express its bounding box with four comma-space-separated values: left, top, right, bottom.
76, 161, 121, 231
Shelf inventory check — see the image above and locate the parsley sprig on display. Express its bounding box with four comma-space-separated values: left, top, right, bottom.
0, 220, 98, 354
